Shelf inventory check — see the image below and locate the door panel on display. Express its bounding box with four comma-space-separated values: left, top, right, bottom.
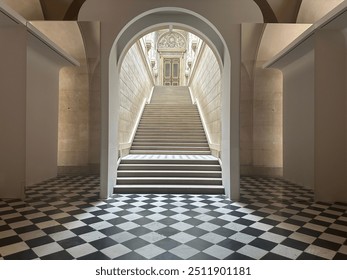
163, 58, 180, 86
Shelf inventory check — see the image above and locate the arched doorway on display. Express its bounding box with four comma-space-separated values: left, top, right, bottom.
78, 0, 264, 201
108, 8, 235, 199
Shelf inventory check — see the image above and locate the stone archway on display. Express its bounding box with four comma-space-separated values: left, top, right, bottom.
78, 1, 263, 201
110, 8, 234, 199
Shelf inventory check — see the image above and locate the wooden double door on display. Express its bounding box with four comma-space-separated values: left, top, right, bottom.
163, 58, 180, 86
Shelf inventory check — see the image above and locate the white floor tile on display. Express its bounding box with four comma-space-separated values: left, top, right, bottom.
237, 245, 267, 259
170, 244, 199, 259
135, 244, 165, 259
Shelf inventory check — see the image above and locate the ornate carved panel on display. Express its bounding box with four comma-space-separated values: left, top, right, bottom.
157, 31, 186, 52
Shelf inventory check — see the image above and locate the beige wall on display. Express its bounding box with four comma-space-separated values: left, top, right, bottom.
190, 44, 221, 156
31, 22, 102, 173
297, 0, 344, 23
258, 24, 311, 61
118, 42, 153, 154
0, 22, 73, 198
26, 33, 66, 186
88, 62, 101, 167
2, 0, 44, 20
0, 26, 27, 199
267, 0, 302, 22
281, 47, 315, 189
240, 64, 253, 167
58, 63, 90, 167
253, 68, 283, 171
314, 30, 347, 202
241, 24, 310, 176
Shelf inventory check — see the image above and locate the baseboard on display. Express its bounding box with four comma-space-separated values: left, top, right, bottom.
58, 164, 100, 176
241, 166, 283, 178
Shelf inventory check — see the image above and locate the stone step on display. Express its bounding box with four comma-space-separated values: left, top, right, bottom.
129, 150, 211, 155
136, 128, 205, 132
117, 170, 222, 178
120, 159, 220, 165
114, 185, 224, 195
116, 177, 222, 185
130, 146, 210, 151
133, 139, 208, 143
118, 164, 222, 171
134, 132, 207, 136
132, 142, 209, 147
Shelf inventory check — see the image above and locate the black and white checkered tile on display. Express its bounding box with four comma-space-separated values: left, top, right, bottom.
0, 176, 346, 260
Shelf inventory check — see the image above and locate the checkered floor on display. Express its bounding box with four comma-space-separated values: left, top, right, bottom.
0, 176, 346, 260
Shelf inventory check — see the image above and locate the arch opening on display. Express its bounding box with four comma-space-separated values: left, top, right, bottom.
104, 7, 235, 200
117, 28, 222, 159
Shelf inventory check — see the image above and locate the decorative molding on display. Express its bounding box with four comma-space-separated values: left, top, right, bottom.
157, 31, 186, 52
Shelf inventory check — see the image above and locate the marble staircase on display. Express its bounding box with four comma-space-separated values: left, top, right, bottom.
115, 86, 223, 194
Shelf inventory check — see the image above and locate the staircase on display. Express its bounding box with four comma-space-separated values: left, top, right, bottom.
115, 86, 223, 194
131, 86, 210, 155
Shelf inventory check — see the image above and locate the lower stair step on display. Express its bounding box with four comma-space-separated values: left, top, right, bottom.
114, 185, 224, 195
116, 177, 222, 185
129, 150, 211, 155
117, 170, 222, 178
118, 164, 222, 171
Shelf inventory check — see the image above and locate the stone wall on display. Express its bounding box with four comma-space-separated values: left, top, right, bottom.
58, 63, 90, 168
118, 42, 154, 155
189, 44, 221, 156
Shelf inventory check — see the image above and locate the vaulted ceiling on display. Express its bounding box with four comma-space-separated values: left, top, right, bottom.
2, 0, 343, 23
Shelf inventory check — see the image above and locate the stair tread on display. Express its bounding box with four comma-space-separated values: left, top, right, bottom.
117, 177, 222, 180
114, 185, 224, 189
118, 170, 222, 174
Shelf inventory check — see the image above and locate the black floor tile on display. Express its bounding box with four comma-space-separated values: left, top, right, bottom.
4, 249, 38, 260
122, 238, 149, 251
296, 227, 322, 237
81, 217, 103, 225
234, 218, 254, 227
90, 237, 118, 250
261, 252, 290, 260
71, 225, 95, 235
312, 238, 342, 251
58, 236, 87, 249
241, 227, 265, 237
217, 239, 245, 251
43, 225, 68, 234
26, 236, 55, 248
41, 250, 74, 260
189, 252, 218, 260
250, 238, 277, 251
0, 235, 23, 247
14, 224, 40, 234
153, 238, 181, 251
281, 238, 310, 251
78, 251, 112, 260
128, 227, 152, 236
186, 238, 214, 251
153, 252, 182, 260
156, 227, 181, 237
297, 252, 326, 260
224, 252, 253, 260
114, 252, 147, 260
185, 227, 209, 237
333, 253, 347, 260
269, 227, 293, 237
